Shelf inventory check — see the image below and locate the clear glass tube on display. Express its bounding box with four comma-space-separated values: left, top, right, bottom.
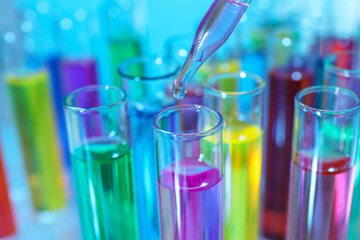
153, 104, 224, 240
286, 86, 360, 240
323, 51, 360, 240
118, 56, 179, 240
100, 0, 142, 87
262, 25, 318, 239
203, 71, 264, 240
63, 85, 138, 240
173, 0, 251, 100
3, 27, 66, 211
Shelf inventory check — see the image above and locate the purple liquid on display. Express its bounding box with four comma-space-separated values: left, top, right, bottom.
173, 0, 250, 100
61, 58, 99, 96
158, 158, 223, 240
287, 154, 355, 240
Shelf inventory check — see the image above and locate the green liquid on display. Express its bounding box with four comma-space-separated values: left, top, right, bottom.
110, 34, 141, 87
72, 139, 138, 240
6, 70, 66, 211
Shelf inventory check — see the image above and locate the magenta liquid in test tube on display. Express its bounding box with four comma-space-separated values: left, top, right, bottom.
286, 86, 360, 240
153, 105, 224, 240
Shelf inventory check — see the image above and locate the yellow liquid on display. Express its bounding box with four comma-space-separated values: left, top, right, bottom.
202, 121, 262, 239
6, 70, 66, 211
223, 122, 262, 240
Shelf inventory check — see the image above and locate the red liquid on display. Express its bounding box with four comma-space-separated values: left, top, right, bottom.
321, 37, 354, 57
0, 149, 15, 237
262, 65, 314, 239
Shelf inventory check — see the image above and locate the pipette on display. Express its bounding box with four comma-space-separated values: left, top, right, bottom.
173, 0, 252, 100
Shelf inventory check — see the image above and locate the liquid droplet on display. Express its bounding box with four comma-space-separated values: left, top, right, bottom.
303, 106, 309, 112
173, 86, 187, 100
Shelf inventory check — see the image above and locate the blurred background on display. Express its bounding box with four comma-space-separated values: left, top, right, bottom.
0, 0, 360, 239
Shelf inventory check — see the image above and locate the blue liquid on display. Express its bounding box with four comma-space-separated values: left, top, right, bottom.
46, 55, 71, 168
241, 51, 265, 80
129, 108, 163, 240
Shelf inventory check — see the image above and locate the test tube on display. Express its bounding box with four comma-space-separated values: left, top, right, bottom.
5, 70, 66, 211
118, 56, 179, 240
0, 146, 16, 238
19, 7, 72, 168
286, 86, 360, 240
323, 51, 360, 240
204, 72, 264, 240
3, 24, 66, 211
153, 104, 223, 240
58, 9, 100, 97
262, 26, 317, 239
100, 0, 142, 87
63, 85, 138, 240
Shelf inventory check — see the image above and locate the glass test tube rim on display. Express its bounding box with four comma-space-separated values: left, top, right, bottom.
153, 104, 223, 139
203, 71, 265, 98
63, 84, 126, 112
295, 85, 360, 116
118, 55, 180, 81
324, 50, 360, 76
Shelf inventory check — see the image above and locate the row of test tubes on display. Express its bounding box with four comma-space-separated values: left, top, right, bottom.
63, 49, 360, 240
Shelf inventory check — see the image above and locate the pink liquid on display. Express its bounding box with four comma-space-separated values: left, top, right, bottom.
287, 153, 355, 240
158, 158, 223, 240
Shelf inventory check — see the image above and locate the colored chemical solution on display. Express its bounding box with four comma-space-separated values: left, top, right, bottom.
158, 158, 223, 240
241, 52, 265, 80
128, 108, 161, 240
222, 122, 262, 240
287, 153, 355, 240
262, 66, 314, 239
6, 70, 66, 211
46, 55, 71, 168
61, 58, 99, 96
349, 150, 360, 240
109, 35, 141, 87
0, 149, 16, 237
173, 0, 251, 100
71, 138, 138, 240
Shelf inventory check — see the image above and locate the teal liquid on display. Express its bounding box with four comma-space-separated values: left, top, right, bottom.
348, 147, 360, 239
71, 139, 138, 240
